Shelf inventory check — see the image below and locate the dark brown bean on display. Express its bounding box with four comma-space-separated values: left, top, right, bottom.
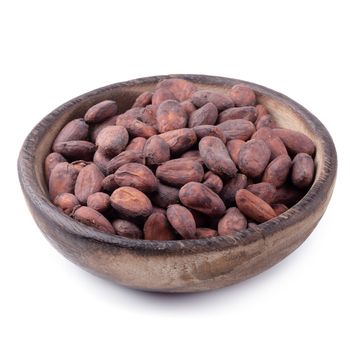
116, 114, 157, 138
179, 182, 226, 217
226, 139, 245, 164
93, 149, 111, 175
218, 106, 257, 124
217, 119, 256, 141
152, 88, 176, 105
74, 163, 104, 204
156, 78, 197, 101
53, 140, 96, 161
144, 212, 176, 240
110, 186, 153, 219
203, 171, 223, 194
235, 189, 276, 223
180, 150, 203, 164
246, 182, 276, 204
229, 84, 256, 106
291, 153, 315, 188
132, 91, 153, 108
150, 183, 179, 208
238, 139, 271, 178
106, 150, 144, 175
156, 159, 204, 187
218, 207, 247, 236
112, 219, 143, 239
90, 115, 118, 143
192, 90, 234, 111
166, 204, 196, 239
188, 102, 218, 127
193, 125, 226, 143
158, 128, 197, 154
114, 163, 158, 192
87, 192, 110, 212
181, 100, 197, 115
101, 174, 119, 193
54, 193, 80, 214
199, 136, 237, 177
95, 125, 129, 157
220, 173, 248, 206
262, 155, 292, 188
49, 162, 79, 200
72, 206, 115, 234
143, 135, 171, 166
273, 129, 315, 155
84, 100, 118, 124
156, 100, 187, 133
53, 118, 89, 148
125, 137, 147, 153
45, 152, 66, 181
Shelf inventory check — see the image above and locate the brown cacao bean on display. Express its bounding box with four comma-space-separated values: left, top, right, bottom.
273, 129, 315, 155
229, 84, 256, 107
156, 159, 204, 187
74, 163, 104, 204
158, 128, 197, 154
152, 88, 176, 105
73, 206, 115, 234
106, 150, 144, 175
291, 153, 315, 188
246, 182, 276, 204
87, 192, 110, 212
203, 171, 223, 194
193, 125, 226, 143
54, 193, 80, 214
156, 78, 197, 101
144, 212, 176, 240
262, 155, 292, 188
199, 136, 237, 177
49, 162, 79, 200
132, 91, 153, 108
188, 102, 218, 127
220, 173, 248, 206
192, 90, 234, 111
238, 139, 271, 178
150, 183, 179, 208
217, 119, 256, 141
53, 140, 96, 161
53, 118, 89, 148
110, 186, 153, 219
235, 189, 276, 223
156, 100, 187, 133
114, 163, 158, 192
218, 106, 257, 124
166, 204, 196, 239
45, 152, 66, 181
84, 100, 118, 124
179, 182, 226, 217
226, 139, 245, 164
112, 219, 143, 239
95, 125, 129, 157
143, 135, 171, 166
218, 207, 247, 236
125, 137, 147, 153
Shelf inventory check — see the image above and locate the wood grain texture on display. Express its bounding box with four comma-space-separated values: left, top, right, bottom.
17, 74, 337, 293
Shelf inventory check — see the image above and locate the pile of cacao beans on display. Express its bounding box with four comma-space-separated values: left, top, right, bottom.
45, 78, 315, 240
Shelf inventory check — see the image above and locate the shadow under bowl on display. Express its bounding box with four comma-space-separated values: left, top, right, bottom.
18, 74, 337, 293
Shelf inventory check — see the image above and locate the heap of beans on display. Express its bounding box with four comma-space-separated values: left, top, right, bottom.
45, 78, 315, 240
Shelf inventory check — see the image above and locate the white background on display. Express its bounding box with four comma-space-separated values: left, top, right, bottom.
1, 1, 349, 349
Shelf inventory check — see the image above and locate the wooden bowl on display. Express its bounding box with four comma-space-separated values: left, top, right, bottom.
18, 75, 337, 293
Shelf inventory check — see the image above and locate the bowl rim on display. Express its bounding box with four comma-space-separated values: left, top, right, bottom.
18, 74, 337, 254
